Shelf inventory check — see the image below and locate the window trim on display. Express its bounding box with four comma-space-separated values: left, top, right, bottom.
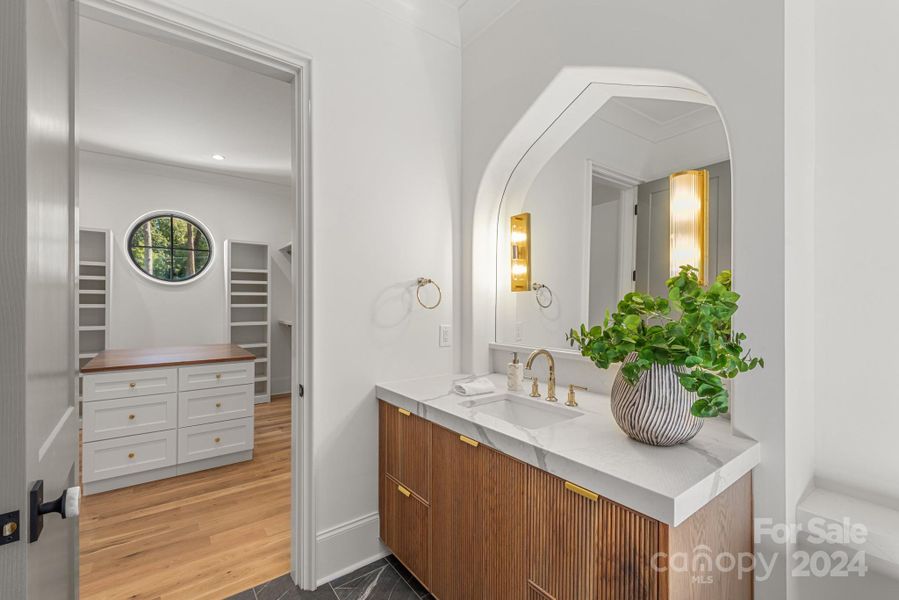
123, 210, 216, 286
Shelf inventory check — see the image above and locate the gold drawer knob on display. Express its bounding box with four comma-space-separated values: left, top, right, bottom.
128, 382, 136, 388
215, 402, 222, 408
214, 437, 221, 443
128, 414, 135, 420
128, 452, 135, 459
215, 373, 222, 380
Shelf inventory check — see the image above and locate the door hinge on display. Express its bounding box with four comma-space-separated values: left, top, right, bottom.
298, 384, 304, 398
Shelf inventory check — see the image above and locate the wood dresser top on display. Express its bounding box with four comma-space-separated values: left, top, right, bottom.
82, 343, 255, 373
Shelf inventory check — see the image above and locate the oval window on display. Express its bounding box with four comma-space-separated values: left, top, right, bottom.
127, 212, 212, 283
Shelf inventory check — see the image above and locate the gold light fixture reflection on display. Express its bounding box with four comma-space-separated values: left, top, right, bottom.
510, 212, 531, 292
669, 169, 709, 283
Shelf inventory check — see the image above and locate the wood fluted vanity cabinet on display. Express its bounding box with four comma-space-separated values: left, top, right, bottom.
429, 424, 529, 600
528, 467, 753, 600
378, 401, 431, 587
379, 401, 430, 501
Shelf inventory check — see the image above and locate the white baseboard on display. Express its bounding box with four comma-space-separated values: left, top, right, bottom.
315, 511, 388, 586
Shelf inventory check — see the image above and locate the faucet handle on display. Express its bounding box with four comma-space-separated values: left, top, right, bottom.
529, 377, 541, 398
566, 384, 587, 407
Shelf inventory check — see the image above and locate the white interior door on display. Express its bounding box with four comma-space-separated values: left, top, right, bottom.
0, 0, 79, 598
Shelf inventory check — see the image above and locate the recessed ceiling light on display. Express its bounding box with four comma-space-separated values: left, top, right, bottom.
212, 154, 225, 161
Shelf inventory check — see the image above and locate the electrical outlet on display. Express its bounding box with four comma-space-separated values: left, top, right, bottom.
514, 321, 523, 342
439, 324, 451, 347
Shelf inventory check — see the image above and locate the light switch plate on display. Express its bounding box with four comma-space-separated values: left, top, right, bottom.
514, 321, 523, 342
439, 325, 451, 347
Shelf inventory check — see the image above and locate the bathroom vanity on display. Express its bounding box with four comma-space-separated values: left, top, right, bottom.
81, 344, 256, 495
377, 374, 759, 600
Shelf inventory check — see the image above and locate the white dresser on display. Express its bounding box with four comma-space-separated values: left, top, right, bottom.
81, 344, 257, 495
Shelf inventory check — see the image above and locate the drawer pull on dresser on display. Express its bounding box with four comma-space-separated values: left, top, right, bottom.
398, 408, 411, 416
128, 382, 136, 389
128, 414, 135, 420
127, 452, 135, 459
397, 484, 411, 498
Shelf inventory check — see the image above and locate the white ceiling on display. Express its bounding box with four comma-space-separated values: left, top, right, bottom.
599, 98, 723, 144
78, 17, 292, 185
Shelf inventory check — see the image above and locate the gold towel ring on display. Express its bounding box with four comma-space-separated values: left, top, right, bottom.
532, 282, 553, 309
416, 277, 442, 310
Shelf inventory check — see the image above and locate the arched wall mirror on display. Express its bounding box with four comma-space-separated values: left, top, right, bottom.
494, 83, 732, 351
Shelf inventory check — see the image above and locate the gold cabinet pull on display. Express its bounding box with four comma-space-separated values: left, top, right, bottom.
459, 435, 479, 448
128, 382, 136, 388
214, 437, 221, 443
564, 481, 598, 502
397, 484, 411, 498
128, 414, 135, 420
128, 452, 135, 459
397, 408, 411, 416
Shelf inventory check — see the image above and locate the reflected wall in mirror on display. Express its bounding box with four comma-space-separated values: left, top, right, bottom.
496, 93, 732, 350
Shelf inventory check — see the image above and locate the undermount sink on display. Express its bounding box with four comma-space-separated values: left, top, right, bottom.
459, 394, 583, 430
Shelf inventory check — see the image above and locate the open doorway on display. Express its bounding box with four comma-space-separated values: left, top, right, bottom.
74, 3, 311, 597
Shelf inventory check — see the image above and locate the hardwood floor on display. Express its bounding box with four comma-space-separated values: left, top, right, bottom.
80, 395, 291, 600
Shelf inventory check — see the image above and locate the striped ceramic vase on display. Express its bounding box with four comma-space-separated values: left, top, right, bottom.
610, 354, 704, 446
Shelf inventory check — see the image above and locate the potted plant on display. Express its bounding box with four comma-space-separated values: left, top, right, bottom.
567, 266, 763, 446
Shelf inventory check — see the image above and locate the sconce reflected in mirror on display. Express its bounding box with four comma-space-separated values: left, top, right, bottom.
669, 169, 709, 283
510, 212, 531, 292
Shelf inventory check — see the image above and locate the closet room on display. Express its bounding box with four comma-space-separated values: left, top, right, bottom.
75, 15, 298, 599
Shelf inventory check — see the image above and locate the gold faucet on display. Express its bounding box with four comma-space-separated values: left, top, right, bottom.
525, 348, 557, 402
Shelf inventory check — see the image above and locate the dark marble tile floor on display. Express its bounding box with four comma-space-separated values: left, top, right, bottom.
227, 555, 434, 600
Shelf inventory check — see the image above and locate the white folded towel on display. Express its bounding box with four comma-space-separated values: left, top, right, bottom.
453, 377, 496, 396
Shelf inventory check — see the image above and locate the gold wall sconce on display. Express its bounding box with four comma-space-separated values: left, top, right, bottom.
510, 212, 531, 292
669, 169, 709, 283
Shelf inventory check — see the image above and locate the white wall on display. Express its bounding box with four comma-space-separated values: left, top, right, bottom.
113, 0, 461, 583
813, 0, 899, 504
79, 152, 293, 395
462, 2, 788, 597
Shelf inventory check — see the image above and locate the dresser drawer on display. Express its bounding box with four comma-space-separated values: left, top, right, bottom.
83, 393, 177, 442
83, 368, 177, 402
82, 430, 176, 482
179, 385, 254, 427
178, 417, 254, 464
178, 361, 254, 392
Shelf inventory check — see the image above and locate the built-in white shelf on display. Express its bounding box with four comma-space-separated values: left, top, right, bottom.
76, 228, 112, 407
226, 240, 271, 404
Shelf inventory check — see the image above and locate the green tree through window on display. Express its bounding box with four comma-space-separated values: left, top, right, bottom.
128, 213, 211, 282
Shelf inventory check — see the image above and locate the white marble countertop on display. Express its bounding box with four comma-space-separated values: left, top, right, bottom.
376, 373, 759, 527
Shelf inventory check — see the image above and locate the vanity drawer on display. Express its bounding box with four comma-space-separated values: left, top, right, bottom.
83, 368, 177, 402
382, 474, 429, 588
82, 393, 177, 442
179, 384, 254, 427
178, 417, 254, 464
178, 361, 254, 392
82, 430, 176, 482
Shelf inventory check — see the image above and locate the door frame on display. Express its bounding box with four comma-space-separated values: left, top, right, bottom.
76, 0, 316, 589
582, 159, 640, 324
